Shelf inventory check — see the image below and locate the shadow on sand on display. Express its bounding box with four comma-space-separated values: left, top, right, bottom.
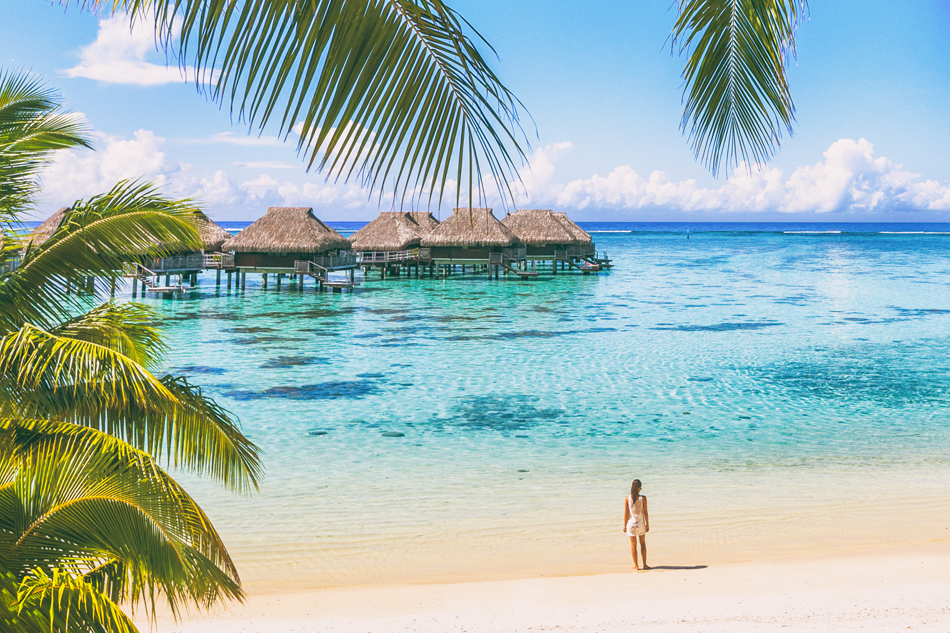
646, 565, 707, 571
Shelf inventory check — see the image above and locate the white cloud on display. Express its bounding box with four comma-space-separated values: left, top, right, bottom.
232, 161, 300, 169
184, 132, 286, 147
63, 14, 208, 85
517, 138, 950, 215
240, 174, 281, 200
42, 128, 172, 202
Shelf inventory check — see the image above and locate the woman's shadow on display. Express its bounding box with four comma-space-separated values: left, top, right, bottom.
646, 565, 707, 571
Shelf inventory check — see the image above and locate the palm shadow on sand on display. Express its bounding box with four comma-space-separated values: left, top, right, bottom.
646, 565, 707, 571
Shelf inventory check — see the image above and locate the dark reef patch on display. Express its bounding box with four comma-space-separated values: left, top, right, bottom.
231, 335, 308, 345
222, 326, 276, 334
650, 322, 782, 332
224, 380, 381, 400
431, 395, 566, 432
175, 365, 227, 375
260, 356, 330, 369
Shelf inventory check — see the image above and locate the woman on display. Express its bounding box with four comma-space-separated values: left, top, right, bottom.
623, 479, 650, 570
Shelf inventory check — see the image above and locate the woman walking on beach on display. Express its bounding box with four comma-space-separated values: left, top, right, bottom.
623, 479, 649, 570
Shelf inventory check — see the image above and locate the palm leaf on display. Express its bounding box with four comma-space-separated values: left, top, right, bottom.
1, 419, 243, 619
51, 302, 167, 371
672, 0, 807, 176
92, 0, 528, 208
15, 568, 138, 633
1, 181, 203, 332
0, 69, 91, 223
0, 326, 262, 491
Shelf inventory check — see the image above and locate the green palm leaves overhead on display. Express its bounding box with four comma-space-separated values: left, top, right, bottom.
673, 0, 808, 176
0, 70, 90, 221
93, 0, 528, 207
0, 70, 260, 631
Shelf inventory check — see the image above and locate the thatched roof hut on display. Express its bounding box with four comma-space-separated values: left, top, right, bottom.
552, 212, 592, 244
408, 211, 441, 234
349, 212, 423, 252
26, 208, 68, 248
222, 207, 350, 253
502, 209, 576, 246
191, 211, 232, 251
420, 208, 519, 248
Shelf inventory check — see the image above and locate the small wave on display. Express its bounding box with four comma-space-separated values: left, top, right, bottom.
783, 230, 841, 234
878, 231, 950, 235
588, 230, 632, 233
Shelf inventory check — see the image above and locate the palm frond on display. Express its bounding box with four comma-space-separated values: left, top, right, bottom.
0, 326, 262, 491
672, 0, 807, 176
0, 69, 91, 223
51, 302, 167, 371
1, 419, 243, 618
15, 568, 138, 633
1, 181, 202, 331
92, 0, 528, 208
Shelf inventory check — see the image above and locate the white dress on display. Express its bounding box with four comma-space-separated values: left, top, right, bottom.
625, 495, 646, 537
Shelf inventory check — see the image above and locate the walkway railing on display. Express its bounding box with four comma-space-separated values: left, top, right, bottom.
310, 252, 359, 269
358, 249, 416, 264
150, 253, 204, 271
204, 252, 235, 269
294, 260, 330, 279
503, 246, 527, 260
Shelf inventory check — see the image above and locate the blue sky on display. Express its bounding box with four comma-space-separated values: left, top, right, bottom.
3, 1, 950, 222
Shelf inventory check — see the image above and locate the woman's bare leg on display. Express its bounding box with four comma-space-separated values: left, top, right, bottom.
629, 537, 640, 569
639, 535, 649, 569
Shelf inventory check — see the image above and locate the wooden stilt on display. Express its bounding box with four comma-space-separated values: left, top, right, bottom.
132, 277, 138, 297
241, 272, 246, 291
227, 271, 232, 290
262, 272, 268, 289
216, 269, 221, 286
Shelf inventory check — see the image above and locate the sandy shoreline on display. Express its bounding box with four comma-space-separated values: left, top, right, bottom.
148, 540, 950, 632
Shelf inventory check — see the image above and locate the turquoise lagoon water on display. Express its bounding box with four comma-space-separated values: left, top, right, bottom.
144, 223, 950, 587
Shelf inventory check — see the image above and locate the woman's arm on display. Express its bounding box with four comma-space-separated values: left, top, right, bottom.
643, 496, 650, 532
623, 498, 630, 532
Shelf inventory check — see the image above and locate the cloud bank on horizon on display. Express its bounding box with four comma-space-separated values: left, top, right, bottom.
518, 139, 950, 217
39, 126, 950, 221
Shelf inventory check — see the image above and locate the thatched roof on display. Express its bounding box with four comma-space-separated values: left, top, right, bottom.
350, 212, 423, 252
502, 209, 577, 246
408, 211, 441, 234
420, 208, 519, 248
552, 212, 592, 244
222, 207, 351, 253
191, 211, 232, 251
26, 208, 68, 248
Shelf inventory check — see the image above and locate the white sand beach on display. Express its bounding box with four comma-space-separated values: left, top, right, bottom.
148, 541, 950, 632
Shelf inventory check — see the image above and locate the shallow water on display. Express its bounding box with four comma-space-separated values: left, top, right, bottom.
150, 224, 950, 587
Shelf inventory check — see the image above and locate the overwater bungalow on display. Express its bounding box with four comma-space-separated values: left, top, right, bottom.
408, 211, 441, 235
502, 209, 577, 263
125, 210, 235, 294
351, 211, 423, 252
419, 208, 526, 278
221, 206, 357, 290
25, 207, 68, 249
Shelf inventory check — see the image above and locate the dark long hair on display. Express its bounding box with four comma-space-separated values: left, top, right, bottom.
630, 479, 642, 504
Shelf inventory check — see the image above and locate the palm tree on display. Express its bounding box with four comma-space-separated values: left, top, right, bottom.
672, 0, 808, 176
91, 0, 530, 209
0, 70, 261, 632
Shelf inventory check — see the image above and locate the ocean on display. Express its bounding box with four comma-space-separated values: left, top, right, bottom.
70, 221, 950, 586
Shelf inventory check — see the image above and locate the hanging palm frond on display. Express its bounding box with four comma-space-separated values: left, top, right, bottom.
87, 0, 528, 208
0, 70, 90, 222
672, 0, 808, 176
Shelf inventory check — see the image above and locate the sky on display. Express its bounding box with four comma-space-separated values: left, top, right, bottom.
3, 0, 950, 222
